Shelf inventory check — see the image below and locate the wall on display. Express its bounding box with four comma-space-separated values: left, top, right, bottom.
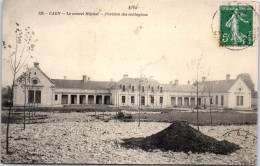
228, 78, 251, 109
13, 66, 55, 106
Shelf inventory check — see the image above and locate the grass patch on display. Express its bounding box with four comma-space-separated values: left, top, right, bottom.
131, 111, 257, 125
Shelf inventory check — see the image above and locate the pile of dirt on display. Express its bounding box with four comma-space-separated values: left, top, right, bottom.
122, 121, 240, 155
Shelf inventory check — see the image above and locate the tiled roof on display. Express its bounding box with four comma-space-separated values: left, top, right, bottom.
52, 77, 237, 93
117, 77, 161, 91
199, 79, 237, 93
161, 84, 195, 92
52, 79, 117, 90
161, 79, 237, 93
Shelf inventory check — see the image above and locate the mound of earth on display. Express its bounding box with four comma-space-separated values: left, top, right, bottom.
122, 121, 240, 155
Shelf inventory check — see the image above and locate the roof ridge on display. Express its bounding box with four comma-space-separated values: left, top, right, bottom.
51, 79, 116, 83
202, 79, 236, 82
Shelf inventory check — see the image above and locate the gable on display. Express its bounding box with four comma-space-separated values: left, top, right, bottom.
16, 66, 54, 87
228, 77, 251, 93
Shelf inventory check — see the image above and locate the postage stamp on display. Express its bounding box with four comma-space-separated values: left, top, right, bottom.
220, 5, 253, 46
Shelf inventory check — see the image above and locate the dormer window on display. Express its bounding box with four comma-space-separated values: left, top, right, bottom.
32, 79, 38, 85
160, 87, 163, 92
122, 85, 126, 92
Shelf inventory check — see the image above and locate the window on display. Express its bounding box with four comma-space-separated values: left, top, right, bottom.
28, 90, 34, 103
141, 96, 145, 105
28, 90, 41, 104
122, 85, 125, 92
151, 86, 154, 92
122, 96, 125, 103
236, 96, 244, 106
151, 96, 154, 104
210, 98, 213, 104
32, 79, 38, 84
240, 96, 243, 106
35, 91, 41, 103
131, 96, 135, 103
160, 87, 163, 92
141, 86, 144, 92
160, 97, 163, 104
131, 86, 134, 92
55, 95, 58, 101
221, 95, 224, 105
215, 95, 218, 105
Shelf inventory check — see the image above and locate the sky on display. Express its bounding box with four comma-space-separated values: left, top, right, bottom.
2, 0, 258, 89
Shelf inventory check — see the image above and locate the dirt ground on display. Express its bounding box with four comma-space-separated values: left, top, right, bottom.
1, 112, 257, 164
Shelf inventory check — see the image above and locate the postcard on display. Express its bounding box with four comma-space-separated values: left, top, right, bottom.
1, 0, 258, 164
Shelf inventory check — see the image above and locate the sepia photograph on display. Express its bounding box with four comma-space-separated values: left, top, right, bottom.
1, 0, 258, 164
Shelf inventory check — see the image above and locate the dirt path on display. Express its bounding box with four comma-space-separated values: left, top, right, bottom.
1, 113, 257, 164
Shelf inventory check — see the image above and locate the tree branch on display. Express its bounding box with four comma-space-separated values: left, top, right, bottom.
8, 61, 14, 75
7, 50, 15, 72
16, 43, 26, 71
14, 33, 18, 73
15, 52, 30, 74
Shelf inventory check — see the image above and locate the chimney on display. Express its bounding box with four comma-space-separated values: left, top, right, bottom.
123, 74, 128, 78
202, 77, 206, 82
174, 80, 178, 85
64, 76, 66, 80
226, 74, 230, 80
34, 62, 39, 67
83, 75, 87, 83
169, 81, 173, 84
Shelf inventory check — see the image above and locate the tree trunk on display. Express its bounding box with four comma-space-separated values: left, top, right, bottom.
6, 75, 16, 154
23, 86, 26, 130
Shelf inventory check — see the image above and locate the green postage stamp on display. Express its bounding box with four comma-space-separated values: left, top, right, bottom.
220, 6, 253, 46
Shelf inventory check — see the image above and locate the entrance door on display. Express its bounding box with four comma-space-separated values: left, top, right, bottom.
96, 95, 102, 104
104, 96, 110, 104
184, 97, 189, 106
197, 98, 201, 106
88, 95, 94, 104
80, 95, 86, 104
178, 97, 182, 106
61, 95, 68, 104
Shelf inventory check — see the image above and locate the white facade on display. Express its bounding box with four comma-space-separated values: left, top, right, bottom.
13, 63, 252, 109
13, 63, 55, 107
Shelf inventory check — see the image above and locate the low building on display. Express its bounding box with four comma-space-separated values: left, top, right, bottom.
13, 62, 252, 109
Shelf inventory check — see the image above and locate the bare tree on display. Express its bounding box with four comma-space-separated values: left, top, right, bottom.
18, 70, 32, 130
135, 74, 147, 127
207, 69, 213, 125
191, 58, 202, 131
2, 23, 37, 154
